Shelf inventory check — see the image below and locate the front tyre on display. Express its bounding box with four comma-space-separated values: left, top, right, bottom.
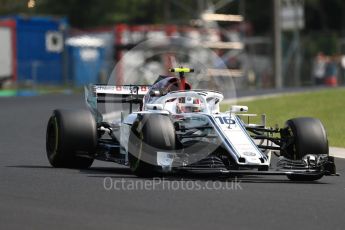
282, 117, 328, 181
128, 114, 175, 177
283, 117, 328, 159
46, 109, 96, 169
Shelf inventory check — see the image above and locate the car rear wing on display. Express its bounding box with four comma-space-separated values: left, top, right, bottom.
85, 84, 151, 121
92, 85, 150, 104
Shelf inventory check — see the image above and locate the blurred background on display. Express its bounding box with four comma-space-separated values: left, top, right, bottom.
0, 0, 345, 93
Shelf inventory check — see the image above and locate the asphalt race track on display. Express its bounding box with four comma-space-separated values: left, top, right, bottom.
1, 94, 345, 230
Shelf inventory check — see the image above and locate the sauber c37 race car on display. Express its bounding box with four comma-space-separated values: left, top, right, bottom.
46, 68, 337, 181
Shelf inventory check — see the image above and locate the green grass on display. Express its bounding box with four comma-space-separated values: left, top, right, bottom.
0, 89, 17, 97
221, 88, 345, 147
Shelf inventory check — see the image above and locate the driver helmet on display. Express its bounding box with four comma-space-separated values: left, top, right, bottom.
176, 96, 202, 113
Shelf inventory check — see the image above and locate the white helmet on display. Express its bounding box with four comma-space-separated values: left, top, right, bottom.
176, 96, 202, 113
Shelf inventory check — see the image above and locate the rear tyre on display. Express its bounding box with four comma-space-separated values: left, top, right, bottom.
128, 114, 175, 177
46, 109, 96, 169
282, 117, 328, 181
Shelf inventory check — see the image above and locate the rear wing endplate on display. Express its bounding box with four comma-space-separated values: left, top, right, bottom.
85, 85, 151, 121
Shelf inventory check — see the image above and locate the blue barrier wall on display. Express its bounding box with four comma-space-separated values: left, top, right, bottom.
2, 16, 67, 84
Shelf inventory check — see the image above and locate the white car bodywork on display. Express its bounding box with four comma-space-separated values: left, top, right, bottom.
87, 86, 270, 168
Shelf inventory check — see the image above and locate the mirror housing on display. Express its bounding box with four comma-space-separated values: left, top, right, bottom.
230, 105, 248, 113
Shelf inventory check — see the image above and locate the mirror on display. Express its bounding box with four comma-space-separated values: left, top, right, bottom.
230, 105, 248, 113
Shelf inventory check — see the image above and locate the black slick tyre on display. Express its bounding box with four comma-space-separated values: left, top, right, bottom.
46, 109, 96, 169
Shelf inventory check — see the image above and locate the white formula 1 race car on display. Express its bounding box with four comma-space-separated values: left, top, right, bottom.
46, 68, 337, 181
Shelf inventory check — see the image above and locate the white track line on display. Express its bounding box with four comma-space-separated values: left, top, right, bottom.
330, 147, 345, 159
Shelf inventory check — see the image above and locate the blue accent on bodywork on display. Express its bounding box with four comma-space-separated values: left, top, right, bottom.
205, 114, 241, 159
